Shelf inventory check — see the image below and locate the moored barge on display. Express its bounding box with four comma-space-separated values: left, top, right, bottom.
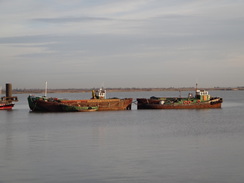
28, 88, 132, 112
137, 84, 222, 109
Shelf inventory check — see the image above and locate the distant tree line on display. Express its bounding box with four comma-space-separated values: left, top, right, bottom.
0, 86, 243, 94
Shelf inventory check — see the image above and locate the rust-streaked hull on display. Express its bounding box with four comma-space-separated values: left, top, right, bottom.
137, 98, 222, 109
28, 96, 132, 112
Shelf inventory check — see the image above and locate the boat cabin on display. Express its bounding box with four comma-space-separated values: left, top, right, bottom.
96, 88, 106, 99
92, 88, 106, 99
195, 89, 210, 101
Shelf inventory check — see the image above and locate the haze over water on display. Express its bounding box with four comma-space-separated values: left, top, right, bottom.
0, 90, 244, 183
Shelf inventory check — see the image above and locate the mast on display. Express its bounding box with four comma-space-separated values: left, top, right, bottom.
44, 81, 48, 97
195, 83, 198, 97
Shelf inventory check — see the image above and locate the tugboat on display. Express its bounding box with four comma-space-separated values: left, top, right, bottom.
28, 85, 132, 112
137, 84, 223, 109
0, 83, 18, 110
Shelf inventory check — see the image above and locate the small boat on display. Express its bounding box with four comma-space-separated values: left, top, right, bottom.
0, 102, 15, 110
0, 83, 18, 110
28, 87, 133, 112
137, 84, 223, 110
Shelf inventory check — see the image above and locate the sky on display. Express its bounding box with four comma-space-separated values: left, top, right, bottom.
0, 0, 244, 89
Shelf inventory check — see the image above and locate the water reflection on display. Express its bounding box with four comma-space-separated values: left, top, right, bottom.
0, 91, 244, 183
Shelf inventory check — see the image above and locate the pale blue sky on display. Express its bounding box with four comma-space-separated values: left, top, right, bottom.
1, 0, 244, 89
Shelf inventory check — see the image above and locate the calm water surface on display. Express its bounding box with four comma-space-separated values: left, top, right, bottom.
0, 91, 244, 183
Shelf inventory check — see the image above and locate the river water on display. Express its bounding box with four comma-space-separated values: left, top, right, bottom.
0, 90, 244, 183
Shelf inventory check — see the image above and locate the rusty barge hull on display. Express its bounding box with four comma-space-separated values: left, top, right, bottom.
60, 99, 133, 111
137, 99, 222, 109
28, 96, 132, 112
137, 86, 223, 110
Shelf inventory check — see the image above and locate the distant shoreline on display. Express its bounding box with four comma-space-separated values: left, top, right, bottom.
3, 87, 244, 94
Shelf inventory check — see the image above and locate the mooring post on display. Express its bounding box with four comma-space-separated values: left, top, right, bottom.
6, 83, 12, 98
1, 83, 18, 103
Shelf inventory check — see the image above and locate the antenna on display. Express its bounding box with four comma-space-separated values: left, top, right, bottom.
195, 78, 199, 90
44, 81, 48, 97
195, 82, 198, 97
101, 82, 105, 89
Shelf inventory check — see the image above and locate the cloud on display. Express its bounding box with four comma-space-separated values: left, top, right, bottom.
0, 0, 244, 88
33, 16, 113, 24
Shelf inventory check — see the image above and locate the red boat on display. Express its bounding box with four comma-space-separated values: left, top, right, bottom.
0, 83, 18, 110
0, 103, 15, 110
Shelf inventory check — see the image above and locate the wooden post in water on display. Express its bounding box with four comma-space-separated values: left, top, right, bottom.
2, 83, 18, 103
6, 83, 12, 98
